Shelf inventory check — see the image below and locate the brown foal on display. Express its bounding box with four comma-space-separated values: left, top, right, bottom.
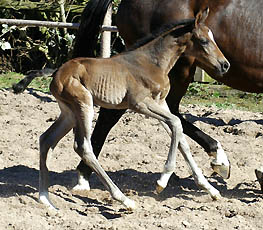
39, 8, 229, 210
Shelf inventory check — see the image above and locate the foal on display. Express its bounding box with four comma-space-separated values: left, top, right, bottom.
39, 8, 229, 210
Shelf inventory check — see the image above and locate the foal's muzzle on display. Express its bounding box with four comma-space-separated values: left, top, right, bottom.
219, 60, 230, 75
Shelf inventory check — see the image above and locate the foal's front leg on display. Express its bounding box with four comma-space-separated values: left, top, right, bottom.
166, 65, 230, 179
133, 99, 181, 193
134, 99, 220, 199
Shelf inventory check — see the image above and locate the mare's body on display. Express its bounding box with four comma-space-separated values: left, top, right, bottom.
72, 0, 263, 184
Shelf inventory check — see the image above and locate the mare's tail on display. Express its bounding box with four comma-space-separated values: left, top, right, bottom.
72, 0, 113, 58
12, 0, 113, 94
12, 68, 55, 94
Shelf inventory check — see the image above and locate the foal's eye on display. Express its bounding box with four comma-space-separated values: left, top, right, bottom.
199, 39, 209, 46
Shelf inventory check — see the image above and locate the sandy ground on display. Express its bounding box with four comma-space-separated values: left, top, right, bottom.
0, 88, 263, 230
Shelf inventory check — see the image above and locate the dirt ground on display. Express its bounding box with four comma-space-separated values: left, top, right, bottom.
0, 88, 263, 230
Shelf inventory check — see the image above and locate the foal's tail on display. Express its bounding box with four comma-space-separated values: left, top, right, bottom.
72, 0, 113, 58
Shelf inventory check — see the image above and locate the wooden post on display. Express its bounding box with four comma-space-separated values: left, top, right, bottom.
58, 0, 67, 35
100, 4, 112, 58
194, 67, 205, 82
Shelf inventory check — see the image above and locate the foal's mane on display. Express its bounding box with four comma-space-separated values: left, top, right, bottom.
127, 18, 195, 52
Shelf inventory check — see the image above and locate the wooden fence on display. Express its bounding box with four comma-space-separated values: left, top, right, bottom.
0, 3, 116, 59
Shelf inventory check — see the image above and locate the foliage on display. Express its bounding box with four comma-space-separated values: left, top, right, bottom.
0, 0, 85, 74
0, 0, 124, 74
112, 0, 121, 13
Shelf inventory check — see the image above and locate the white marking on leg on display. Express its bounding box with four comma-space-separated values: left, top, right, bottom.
157, 171, 173, 190
72, 172, 91, 191
39, 192, 58, 210
213, 141, 229, 167
210, 140, 230, 179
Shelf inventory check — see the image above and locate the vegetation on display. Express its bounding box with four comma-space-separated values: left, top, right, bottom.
182, 82, 263, 112
0, 0, 121, 74
0, 1, 262, 112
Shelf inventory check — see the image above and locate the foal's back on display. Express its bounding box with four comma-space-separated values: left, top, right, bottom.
50, 57, 130, 109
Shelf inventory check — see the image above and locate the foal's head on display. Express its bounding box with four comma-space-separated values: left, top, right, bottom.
182, 8, 230, 76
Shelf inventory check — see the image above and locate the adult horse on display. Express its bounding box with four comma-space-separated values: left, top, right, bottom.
70, 0, 230, 192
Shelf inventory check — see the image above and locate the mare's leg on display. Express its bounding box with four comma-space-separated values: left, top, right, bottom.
73, 96, 135, 210
39, 102, 75, 209
133, 98, 220, 200
255, 167, 263, 193
167, 59, 230, 179
73, 108, 126, 190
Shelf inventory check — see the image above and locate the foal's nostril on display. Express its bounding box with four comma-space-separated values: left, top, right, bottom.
221, 61, 230, 73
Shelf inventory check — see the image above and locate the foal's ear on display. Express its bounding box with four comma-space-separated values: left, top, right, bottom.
195, 7, 209, 27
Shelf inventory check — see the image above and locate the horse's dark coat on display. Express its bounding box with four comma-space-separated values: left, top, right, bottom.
71, 0, 263, 180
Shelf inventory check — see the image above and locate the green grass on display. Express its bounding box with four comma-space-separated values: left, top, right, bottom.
0, 72, 52, 93
182, 82, 263, 112
0, 72, 263, 112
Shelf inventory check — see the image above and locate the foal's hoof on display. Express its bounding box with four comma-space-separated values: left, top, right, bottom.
156, 183, 165, 194
211, 192, 221, 201
39, 194, 58, 210
211, 161, 231, 179
255, 168, 263, 193
123, 198, 136, 211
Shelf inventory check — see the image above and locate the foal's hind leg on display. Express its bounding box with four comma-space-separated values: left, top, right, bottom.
39, 103, 74, 209
74, 108, 126, 191
72, 97, 135, 210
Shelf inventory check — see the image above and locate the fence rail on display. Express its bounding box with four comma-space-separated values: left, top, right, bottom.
0, 18, 118, 32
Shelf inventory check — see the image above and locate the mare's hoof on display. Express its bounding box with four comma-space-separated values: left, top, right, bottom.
72, 183, 90, 191
255, 168, 263, 193
73, 173, 91, 191
211, 161, 231, 179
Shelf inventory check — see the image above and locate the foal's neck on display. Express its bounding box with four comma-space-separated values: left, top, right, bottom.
139, 35, 187, 75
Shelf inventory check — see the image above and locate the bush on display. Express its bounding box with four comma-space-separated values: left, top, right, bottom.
0, 1, 82, 73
